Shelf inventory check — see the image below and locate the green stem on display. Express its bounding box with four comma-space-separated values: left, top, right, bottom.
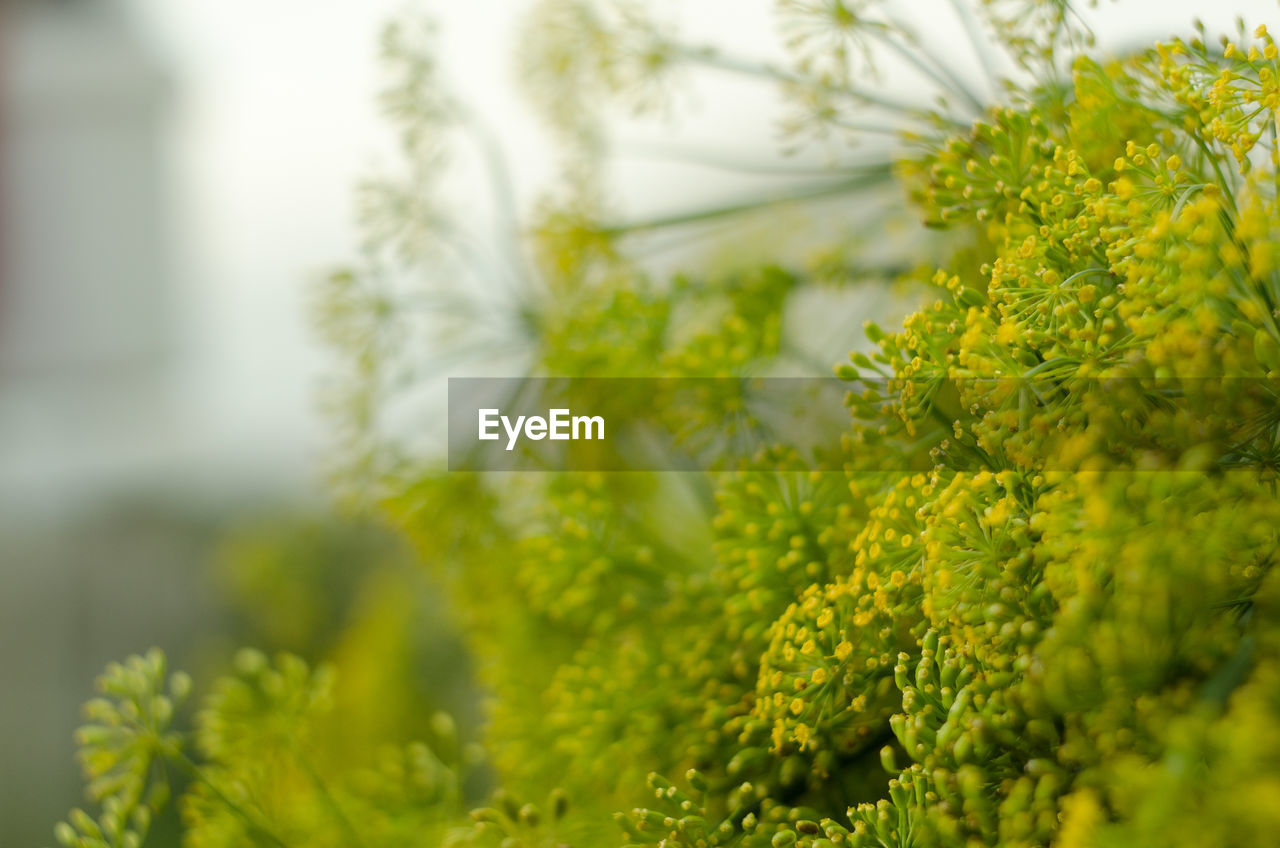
172, 754, 290, 848
298, 755, 367, 848
450, 100, 542, 296
613, 140, 884, 175
674, 45, 961, 125
1190, 133, 1238, 212
878, 27, 985, 115
947, 0, 1000, 92
598, 166, 895, 236
831, 118, 921, 136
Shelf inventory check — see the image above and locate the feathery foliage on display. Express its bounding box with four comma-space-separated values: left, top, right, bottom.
55, 3, 1280, 847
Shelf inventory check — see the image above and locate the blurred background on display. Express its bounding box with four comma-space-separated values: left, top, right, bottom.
0, 0, 480, 841
3, 0, 1277, 844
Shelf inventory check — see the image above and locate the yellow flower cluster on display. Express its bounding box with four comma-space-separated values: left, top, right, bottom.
56, 9, 1280, 848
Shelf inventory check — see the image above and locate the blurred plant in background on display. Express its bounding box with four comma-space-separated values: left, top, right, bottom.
53, 2, 1280, 847
210, 516, 481, 768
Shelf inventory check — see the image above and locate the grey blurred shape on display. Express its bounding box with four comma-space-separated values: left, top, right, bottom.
0, 0, 174, 512
0, 3, 199, 845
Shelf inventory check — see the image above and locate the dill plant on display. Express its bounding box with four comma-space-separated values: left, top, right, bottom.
52, 3, 1280, 848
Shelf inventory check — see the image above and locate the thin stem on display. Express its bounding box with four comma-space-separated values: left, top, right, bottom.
598, 166, 895, 236
877, 27, 986, 115
616, 214, 749, 258
298, 755, 367, 848
613, 140, 878, 176
420, 218, 535, 315
171, 754, 290, 848
947, 0, 1000, 92
828, 118, 921, 136
1057, 267, 1112, 288
451, 101, 543, 296
674, 45, 963, 127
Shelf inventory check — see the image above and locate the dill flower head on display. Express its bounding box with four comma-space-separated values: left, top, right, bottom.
53, 8, 1280, 848
776, 0, 892, 85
